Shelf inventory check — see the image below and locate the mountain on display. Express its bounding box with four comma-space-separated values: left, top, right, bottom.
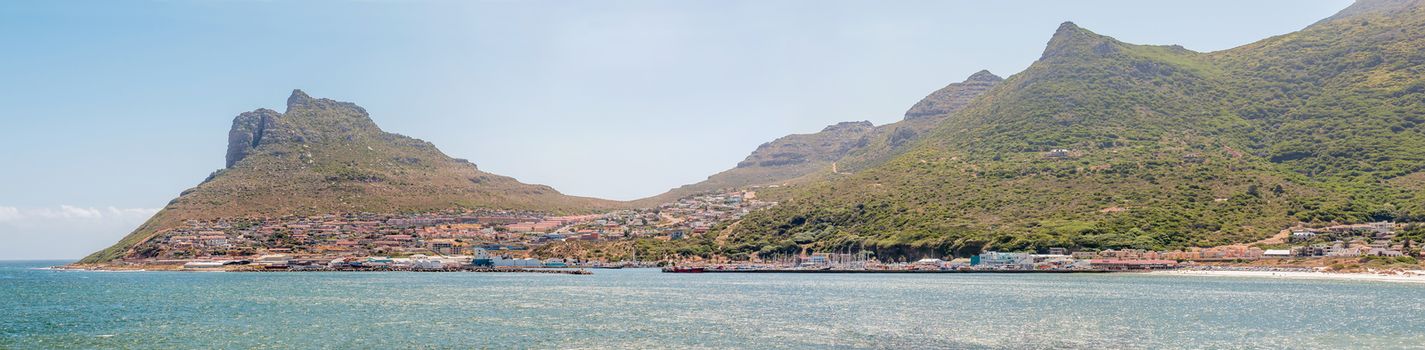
904, 70, 1005, 121
635, 71, 1002, 206
709, 0, 1425, 260
80, 90, 621, 263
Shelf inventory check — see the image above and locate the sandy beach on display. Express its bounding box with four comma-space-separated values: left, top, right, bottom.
1152, 269, 1425, 284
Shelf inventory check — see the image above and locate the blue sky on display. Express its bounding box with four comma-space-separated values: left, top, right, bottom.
0, 0, 1352, 259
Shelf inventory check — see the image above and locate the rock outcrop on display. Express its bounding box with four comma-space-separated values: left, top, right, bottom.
225, 109, 280, 168
903, 70, 1003, 121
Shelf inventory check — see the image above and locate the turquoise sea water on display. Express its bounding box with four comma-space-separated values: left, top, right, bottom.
3, 260, 1424, 349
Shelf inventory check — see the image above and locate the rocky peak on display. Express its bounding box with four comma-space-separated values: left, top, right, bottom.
284, 89, 369, 117
904, 70, 1003, 121
1040, 21, 1118, 61
734, 121, 876, 168
965, 70, 1002, 83
286, 89, 314, 108
223, 90, 385, 168
280, 89, 380, 143
822, 121, 875, 132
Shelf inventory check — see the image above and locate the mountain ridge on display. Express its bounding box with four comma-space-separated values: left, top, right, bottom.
633, 70, 1003, 206
84, 0, 1425, 263
705, 1, 1425, 260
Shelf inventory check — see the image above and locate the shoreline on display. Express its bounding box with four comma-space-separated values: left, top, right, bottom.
668, 268, 1114, 274
42, 263, 1425, 284
1150, 269, 1425, 284
48, 264, 594, 275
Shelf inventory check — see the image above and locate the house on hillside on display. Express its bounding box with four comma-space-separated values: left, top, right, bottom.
1290, 230, 1318, 242
199, 235, 229, 247
427, 239, 465, 255
1369, 248, 1404, 257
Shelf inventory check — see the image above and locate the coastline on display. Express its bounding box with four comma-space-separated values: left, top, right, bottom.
49, 263, 595, 275
53, 263, 172, 272
1151, 269, 1425, 284
48, 262, 1425, 284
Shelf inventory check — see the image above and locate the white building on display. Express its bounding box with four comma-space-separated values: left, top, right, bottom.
1369, 248, 1404, 257
256, 254, 290, 267
1262, 249, 1292, 257
410, 255, 445, 269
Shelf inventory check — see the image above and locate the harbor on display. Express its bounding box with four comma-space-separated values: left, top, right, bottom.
662, 250, 1178, 274
66, 248, 606, 275
231, 266, 592, 275
664, 267, 1112, 273
12, 260, 1425, 349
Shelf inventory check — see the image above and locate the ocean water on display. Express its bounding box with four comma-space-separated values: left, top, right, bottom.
2, 261, 1423, 349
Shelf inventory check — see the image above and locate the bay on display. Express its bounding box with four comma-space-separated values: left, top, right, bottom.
3, 260, 1423, 349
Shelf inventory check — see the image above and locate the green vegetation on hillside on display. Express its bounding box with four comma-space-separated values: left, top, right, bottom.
636, 71, 1003, 206
685, 1, 1425, 260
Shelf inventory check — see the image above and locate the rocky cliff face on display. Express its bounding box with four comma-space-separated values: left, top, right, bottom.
225, 109, 279, 168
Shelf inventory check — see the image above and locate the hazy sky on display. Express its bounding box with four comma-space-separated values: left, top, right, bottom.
0, 0, 1352, 259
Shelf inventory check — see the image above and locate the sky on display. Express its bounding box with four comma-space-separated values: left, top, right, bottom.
0, 0, 1353, 260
